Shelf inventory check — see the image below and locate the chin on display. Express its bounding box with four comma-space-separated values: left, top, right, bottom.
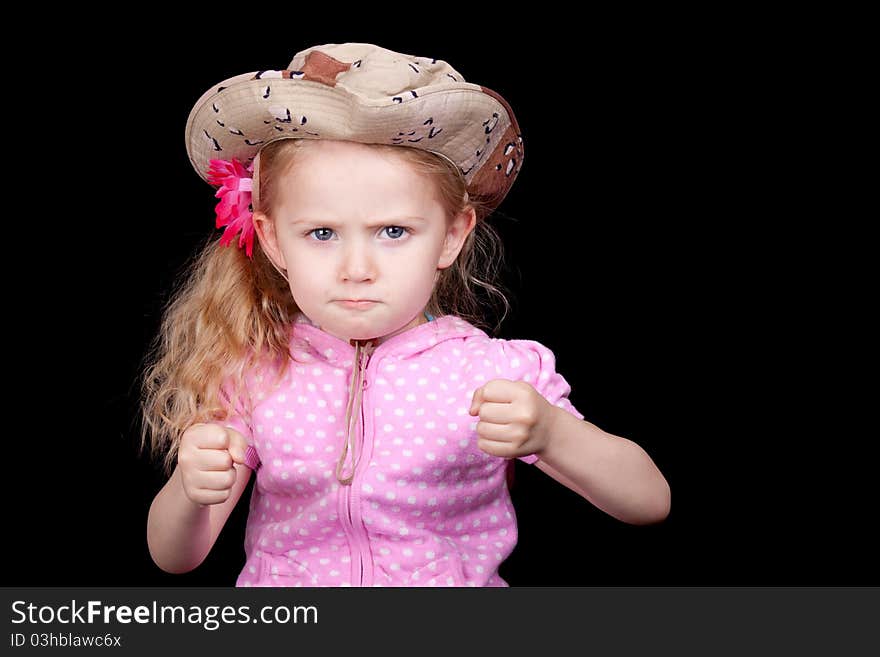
327, 318, 385, 342
341, 321, 377, 337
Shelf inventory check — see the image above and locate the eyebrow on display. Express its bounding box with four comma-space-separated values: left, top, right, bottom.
289, 216, 427, 227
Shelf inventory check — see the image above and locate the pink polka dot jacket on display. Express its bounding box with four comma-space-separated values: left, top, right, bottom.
223, 313, 583, 586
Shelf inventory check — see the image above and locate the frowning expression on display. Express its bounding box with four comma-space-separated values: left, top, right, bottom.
255, 140, 472, 343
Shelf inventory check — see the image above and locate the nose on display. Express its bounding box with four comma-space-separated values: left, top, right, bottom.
339, 239, 376, 283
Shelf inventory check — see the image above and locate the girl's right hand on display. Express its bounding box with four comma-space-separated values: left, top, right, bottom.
177, 423, 249, 507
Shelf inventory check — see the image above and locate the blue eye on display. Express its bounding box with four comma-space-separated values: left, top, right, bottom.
311, 228, 333, 241
307, 226, 408, 241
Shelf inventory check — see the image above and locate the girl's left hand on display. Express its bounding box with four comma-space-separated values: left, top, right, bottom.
469, 379, 556, 458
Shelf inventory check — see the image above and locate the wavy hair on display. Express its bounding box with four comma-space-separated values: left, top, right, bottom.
139, 138, 513, 475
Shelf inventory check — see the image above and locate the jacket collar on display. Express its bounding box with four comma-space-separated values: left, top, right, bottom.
289, 312, 485, 366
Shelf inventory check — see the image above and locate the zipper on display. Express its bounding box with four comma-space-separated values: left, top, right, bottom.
339, 341, 377, 586
350, 383, 367, 586
339, 483, 362, 585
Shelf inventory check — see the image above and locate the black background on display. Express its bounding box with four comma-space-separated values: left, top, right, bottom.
7, 15, 874, 587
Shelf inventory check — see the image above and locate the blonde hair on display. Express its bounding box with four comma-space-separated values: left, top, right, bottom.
139, 138, 512, 475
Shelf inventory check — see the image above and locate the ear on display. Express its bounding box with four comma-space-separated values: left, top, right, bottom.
437, 206, 477, 269
252, 211, 287, 270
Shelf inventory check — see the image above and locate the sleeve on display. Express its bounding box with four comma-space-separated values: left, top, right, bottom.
494, 338, 584, 465
219, 378, 262, 471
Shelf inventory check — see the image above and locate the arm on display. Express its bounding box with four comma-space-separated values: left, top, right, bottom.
146, 462, 252, 574
471, 379, 670, 526
533, 406, 670, 525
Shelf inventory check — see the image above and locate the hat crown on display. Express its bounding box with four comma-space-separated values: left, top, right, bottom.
288, 43, 468, 99
289, 43, 465, 100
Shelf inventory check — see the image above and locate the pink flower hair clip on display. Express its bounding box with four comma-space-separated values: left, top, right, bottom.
207, 158, 256, 258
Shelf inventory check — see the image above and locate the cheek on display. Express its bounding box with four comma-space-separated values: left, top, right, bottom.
397, 247, 444, 289
286, 254, 322, 281
279, 235, 314, 264
403, 234, 447, 265
281, 244, 325, 287
386, 249, 438, 282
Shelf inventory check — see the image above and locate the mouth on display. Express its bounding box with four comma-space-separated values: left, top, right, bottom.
336, 299, 378, 309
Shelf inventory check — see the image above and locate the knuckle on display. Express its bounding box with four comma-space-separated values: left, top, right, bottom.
201, 422, 226, 442
177, 448, 195, 469
485, 379, 502, 393
210, 424, 228, 444
179, 429, 198, 449
184, 423, 216, 448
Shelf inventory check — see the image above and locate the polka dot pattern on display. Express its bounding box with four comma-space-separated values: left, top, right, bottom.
223, 314, 583, 587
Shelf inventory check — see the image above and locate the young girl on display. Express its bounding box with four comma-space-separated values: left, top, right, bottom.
142, 42, 670, 587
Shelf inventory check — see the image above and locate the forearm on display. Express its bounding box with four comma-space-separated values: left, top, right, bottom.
146, 466, 213, 574
535, 407, 671, 525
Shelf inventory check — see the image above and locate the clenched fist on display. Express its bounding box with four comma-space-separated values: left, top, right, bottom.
177, 423, 249, 507
469, 379, 556, 459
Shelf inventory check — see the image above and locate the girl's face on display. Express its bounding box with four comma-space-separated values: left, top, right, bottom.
254, 140, 475, 344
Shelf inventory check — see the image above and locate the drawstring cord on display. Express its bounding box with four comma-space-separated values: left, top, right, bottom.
334, 312, 432, 485
336, 338, 377, 485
